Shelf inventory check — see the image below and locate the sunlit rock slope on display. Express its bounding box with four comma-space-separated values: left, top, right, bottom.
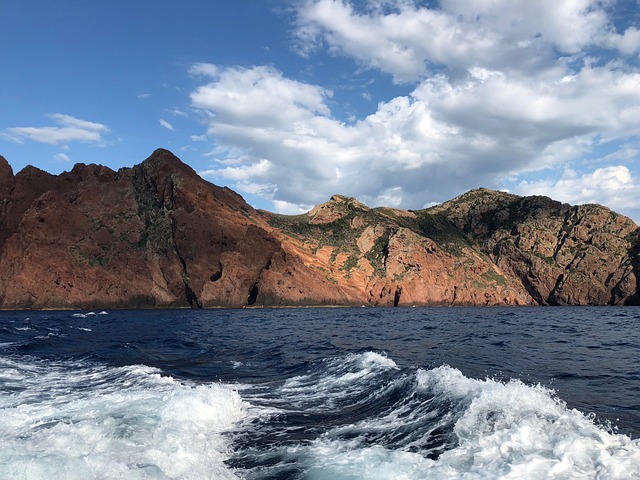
0, 149, 637, 309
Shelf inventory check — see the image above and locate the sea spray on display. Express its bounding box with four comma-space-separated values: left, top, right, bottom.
0, 358, 246, 480
233, 357, 640, 479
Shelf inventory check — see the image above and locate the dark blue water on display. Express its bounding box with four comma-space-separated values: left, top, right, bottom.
1, 307, 640, 478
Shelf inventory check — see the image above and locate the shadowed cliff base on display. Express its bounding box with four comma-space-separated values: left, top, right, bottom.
1, 149, 638, 309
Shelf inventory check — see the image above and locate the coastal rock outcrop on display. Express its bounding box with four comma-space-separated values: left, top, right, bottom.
0, 150, 638, 309
427, 188, 639, 305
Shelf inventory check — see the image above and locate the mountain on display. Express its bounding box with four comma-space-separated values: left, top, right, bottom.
0, 149, 638, 309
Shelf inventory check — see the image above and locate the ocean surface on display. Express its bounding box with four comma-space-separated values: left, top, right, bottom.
1, 307, 640, 479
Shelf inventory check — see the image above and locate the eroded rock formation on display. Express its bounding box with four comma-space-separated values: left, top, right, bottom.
0, 150, 638, 309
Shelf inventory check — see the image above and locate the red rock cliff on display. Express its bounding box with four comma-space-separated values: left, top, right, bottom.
0, 150, 638, 309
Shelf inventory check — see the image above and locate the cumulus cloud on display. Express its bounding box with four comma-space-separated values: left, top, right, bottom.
187, 1, 640, 220
190, 62, 640, 215
190, 65, 332, 127
605, 26, 640, 55
294, 0, 638, 83
4, 113, 109, 145
200, 158, 273, 181
272, 199, 313, 215
515, 166, 640, 220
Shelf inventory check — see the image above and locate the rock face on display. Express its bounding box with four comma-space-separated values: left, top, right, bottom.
427, 188, 640, 306
0, 150, 638, 309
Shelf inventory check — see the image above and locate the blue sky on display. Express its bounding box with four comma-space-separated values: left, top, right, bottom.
2, 1, 640, 222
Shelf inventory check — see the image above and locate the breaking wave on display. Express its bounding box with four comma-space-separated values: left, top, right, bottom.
0, 357, 246, 479
230, 352, 640, 479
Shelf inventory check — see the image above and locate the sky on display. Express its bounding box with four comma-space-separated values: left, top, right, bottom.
2, 1, 640, 222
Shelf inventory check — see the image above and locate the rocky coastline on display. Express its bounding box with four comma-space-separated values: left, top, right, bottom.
1, 149, 638, 309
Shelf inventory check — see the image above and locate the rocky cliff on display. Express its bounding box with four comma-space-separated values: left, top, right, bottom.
0, 149, 638, 309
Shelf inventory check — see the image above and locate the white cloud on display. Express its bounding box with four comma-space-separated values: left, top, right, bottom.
199, 158, 272, 181
190, 65, 332, 129
235, 181, 278, 198
294, 0, 630, 83
188, 62, 219, 78
190, 134, 207, 142
4, 114, 109, 145
515, 165, 640, 220
369, 186, 404, 208
189, 62, 640, 214
54, 153, 71, 162
187, 1, 640, 217
159, 119, 175, 131
170, 108, 188, 117
272, 199, 314, 215
606, 26, 640, 55
0, 132, 20, 143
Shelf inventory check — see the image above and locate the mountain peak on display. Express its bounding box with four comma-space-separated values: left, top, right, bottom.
449, 187, 518, 204
139, 148, 198, 179
329, 194, 368, 208
307, 194, 369, 224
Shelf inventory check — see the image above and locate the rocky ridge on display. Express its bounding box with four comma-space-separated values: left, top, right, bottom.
0, 149, 638, 309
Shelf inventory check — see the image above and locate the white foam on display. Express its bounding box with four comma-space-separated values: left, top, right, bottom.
6, 352, 639, 479
293, 365, 640, 479
0, 359, 247, 479
357, 351, 398, 370
301, 442, 432, 480
276, 352, 399, 410
427, 366, 640, 479
72, 311, 106, 318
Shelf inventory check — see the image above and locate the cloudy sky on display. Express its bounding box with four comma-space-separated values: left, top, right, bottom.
2, 1, 640, 221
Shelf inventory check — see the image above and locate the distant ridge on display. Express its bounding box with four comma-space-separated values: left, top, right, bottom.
0, 149, 638, 309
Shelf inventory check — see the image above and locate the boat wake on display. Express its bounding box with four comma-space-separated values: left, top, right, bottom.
0, 357, 245, 479
232, 352, 640, 479
1, 351, 639, 479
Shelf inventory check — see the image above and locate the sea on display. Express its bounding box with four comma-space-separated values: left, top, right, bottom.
1, 306, 640, 479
